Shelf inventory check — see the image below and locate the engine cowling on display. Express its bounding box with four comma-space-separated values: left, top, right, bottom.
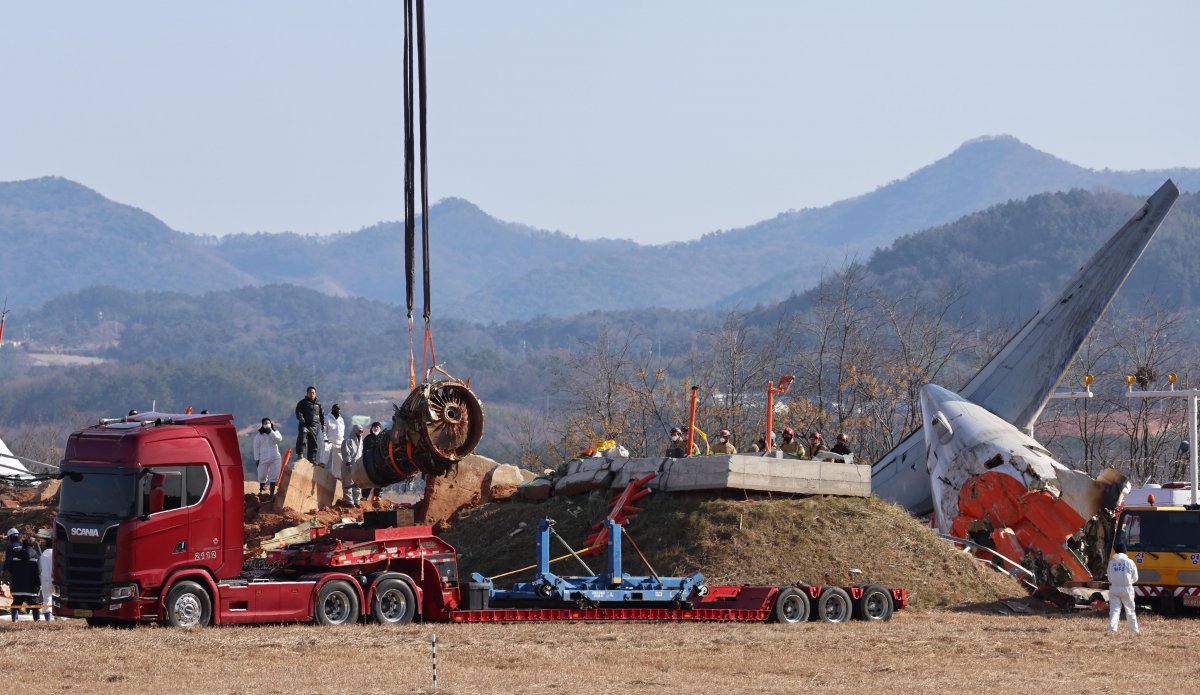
353, 379, 484, 487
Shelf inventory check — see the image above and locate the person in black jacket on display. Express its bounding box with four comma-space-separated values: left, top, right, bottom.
294, 386, 326, 465
8, 538, 42, 621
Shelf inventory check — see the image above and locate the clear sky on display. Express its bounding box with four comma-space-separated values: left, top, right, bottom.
2, 1, 1197, 244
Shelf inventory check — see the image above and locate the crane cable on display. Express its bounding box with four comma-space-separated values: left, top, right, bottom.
416, 0, 437, 382
403, 0, 436, 389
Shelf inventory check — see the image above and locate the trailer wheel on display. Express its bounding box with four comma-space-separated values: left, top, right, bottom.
371, 579, 416, 625
771, 587, 810, 624
315, 580, 361, 626
853, 585, 893, 621
166, 580, 212, 628
815, 587, 852, 624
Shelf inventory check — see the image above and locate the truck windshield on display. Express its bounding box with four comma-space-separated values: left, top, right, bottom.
59, 470, 138, 518
1117, 510, 1200, 551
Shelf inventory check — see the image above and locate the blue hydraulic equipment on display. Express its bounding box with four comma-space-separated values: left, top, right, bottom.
472, 473, 706, 606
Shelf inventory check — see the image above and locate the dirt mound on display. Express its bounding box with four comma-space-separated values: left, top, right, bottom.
442, 492, 1023, 610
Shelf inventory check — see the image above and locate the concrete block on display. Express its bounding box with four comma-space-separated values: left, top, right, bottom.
645, 454, 870, 497
274, 457, 341, 514
553, 464, 613, 497
486, 464, 526, 501
519, 469, 538, 482
517, 478, 552, 501
609, 458, 664, 488
32, 479, 60, 505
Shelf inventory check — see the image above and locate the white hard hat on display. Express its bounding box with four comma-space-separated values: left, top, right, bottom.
6, 528, 18, 538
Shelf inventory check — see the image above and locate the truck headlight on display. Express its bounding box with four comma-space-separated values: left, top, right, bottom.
110, 584, 138, 600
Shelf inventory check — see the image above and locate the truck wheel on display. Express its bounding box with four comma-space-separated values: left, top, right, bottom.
853, 585, 893, 621
815, 587, 852, 624
371, 579, 416, 625
315, 580, 361, 626
166, 580, 213, 628
771, 587, 810, 624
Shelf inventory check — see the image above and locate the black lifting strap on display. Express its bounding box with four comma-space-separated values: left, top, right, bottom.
403, 0, 417, 321
417, 0, 431, 324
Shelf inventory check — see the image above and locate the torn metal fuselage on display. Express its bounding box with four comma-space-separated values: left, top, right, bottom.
922, 384, 1126, 583
355, 379, 485, 487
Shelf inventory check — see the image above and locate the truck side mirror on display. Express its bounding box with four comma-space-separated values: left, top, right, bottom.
148, 472, 166, 515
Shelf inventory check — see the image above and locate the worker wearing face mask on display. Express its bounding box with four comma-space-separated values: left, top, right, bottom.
253, 418, 284, 496
714, 429, 736, 454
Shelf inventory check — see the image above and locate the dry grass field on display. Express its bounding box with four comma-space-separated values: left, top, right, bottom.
2, 609, 1195, 694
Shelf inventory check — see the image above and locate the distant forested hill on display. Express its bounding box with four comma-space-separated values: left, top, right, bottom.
4, 136, 1199, 320
754, 188, 1200, 327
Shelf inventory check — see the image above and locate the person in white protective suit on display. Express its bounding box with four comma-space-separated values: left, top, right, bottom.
253, 418, 284, 496
324, 404, 346, 477
1107, 542, 1140, 634
340, 425, 364, 508
36, 528, 54, 620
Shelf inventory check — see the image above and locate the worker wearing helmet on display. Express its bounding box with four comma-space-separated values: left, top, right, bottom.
714, 429, 736, 455
665, 427, 701, 458
665, 427, 686, 458
808, 431, 825, 458
832, 432, 853, 457
779, 427, 807, 459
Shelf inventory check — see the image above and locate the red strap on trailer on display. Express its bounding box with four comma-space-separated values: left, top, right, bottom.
805, 585, 821, 600
848, 586, 864, 600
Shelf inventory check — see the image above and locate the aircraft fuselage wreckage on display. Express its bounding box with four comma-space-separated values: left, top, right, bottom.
873, 180, 1179, 521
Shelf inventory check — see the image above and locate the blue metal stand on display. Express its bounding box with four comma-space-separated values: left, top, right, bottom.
475, 517, 704, 605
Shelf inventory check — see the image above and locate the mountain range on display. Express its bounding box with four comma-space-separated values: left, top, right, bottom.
2, 135, 1198, 321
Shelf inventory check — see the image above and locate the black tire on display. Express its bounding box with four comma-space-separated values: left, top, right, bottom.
165, 580, 213, 628
853, 585, 893, 622
771, 587, 811, 624
1158, 592, 1179, 618
815, 587, 853, 624
370, 579, 416, 625
315, 580, 361, 626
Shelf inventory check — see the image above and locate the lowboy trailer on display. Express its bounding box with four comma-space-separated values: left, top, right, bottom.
52, 412, 906, 627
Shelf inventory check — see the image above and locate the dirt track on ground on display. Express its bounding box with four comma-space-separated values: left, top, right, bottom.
2, 609, 1193, 694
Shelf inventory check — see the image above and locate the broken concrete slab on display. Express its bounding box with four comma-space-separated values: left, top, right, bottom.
519, 469, 538, 482
657, 454, 870, 496
31, 479, 60, 505
609, 458, 665, 489
517, 477, 552, 501
486, 464, 525, 501
549, 463, 614, 499
274, 457, 343, 514
540, 454, 872, 498
416, 454, 498, 528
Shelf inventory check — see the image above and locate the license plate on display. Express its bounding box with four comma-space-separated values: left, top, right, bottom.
75, 609, 93, 617
1183, 595, 1200, 608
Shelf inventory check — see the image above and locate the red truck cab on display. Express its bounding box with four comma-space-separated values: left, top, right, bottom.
54, 412, 246, 623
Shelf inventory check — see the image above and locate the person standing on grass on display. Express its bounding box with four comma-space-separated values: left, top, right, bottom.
36, 529, 54, 620
1107, 542, 1140, 634
9, 537, 41, 621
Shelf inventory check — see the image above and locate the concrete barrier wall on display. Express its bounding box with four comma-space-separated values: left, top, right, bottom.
539, 453, 871, 498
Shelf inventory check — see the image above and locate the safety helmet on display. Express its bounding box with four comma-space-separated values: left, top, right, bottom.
838, 433, 849, 443
719, 429, 731, 438
670, 427, 682, 436
810, 431, 822, 439
783, 426, 795, 437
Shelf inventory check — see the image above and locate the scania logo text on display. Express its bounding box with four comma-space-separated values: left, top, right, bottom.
71, 527, 100, 537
